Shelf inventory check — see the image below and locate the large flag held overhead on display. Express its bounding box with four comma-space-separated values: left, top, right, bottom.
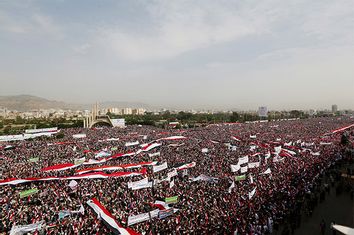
76, 161, 157, 174
141, 143, 162, 152
330, 124, 354, 134
151, 200, 171, 210
0, 171, 143, 186
87, 198, 140, 235
41, 163, 79, 172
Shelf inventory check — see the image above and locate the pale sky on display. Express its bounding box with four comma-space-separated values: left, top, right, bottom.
0, 0, 353, 110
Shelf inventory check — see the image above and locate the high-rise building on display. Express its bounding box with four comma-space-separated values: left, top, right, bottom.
132, 108, 146, 115
122, 108, 133, 115
108, 108, 122, 115
332, 104, 338, 113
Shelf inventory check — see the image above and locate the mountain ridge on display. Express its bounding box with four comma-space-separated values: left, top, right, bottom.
0, 95, 151, 111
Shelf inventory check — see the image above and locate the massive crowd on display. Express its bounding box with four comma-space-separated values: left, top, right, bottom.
0, 117, 353, 234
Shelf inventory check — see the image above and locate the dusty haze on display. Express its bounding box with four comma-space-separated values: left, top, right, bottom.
0, 0, 353, 110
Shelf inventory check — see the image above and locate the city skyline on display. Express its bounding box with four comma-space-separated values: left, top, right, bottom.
1, 0, 354, 110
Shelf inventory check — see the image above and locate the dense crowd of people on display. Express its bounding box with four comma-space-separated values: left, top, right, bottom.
0, 117, 353, 234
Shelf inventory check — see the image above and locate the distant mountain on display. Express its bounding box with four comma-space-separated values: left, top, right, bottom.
0, 95, 79, 111
0, 95, 152, 111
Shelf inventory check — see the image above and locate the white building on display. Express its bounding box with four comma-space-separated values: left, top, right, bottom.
122, 108, 133, 115
332, 105, 338, 113
133, 108, 146, 115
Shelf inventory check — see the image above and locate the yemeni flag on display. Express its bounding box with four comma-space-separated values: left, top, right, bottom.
159, 136, 187, 141
279, 149, 296, 157
141, 143, 161, 152
41, 163, 79, 172
151, 200, 171, 210
231, 136, 242, 141
76, 161, 157, 174
87, 198, 140, 235
174, 162, 196, 171
331, 124, 354, 134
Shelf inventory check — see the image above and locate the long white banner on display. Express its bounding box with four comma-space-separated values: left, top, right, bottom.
127, 209, 160, 226
153, 162, 168, 173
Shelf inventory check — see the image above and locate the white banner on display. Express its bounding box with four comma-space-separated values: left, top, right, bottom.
240, 166, 248, 174
127, 212, 150, 226
25, 127, 58, 134
111, 119, 125, 128
169, 179, 175, 188
153, 162, 168, 173
150, 209, 160, 219
131, 181, 153, 190
167, 169, 178, 179
230, 164, 240, 172
149, 152, 161, 157
128, 177, 148, 189
248, 162, 260, 169
127, 209, 160, 226
125, 141, 139, 147
10, 221, 44, 235
249, 187, 257, 199
238, 156, 249, 165
274, 146, 282, 154
72, 134, 86, 139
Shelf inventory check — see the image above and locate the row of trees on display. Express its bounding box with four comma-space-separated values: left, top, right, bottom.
0, 118, 83, 135
108, 110, 310, 127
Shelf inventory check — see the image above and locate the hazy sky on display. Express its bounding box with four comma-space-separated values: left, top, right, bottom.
0, 0, 353, 110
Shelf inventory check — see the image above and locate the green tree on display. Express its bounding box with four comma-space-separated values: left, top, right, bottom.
230, 112, 240, 122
